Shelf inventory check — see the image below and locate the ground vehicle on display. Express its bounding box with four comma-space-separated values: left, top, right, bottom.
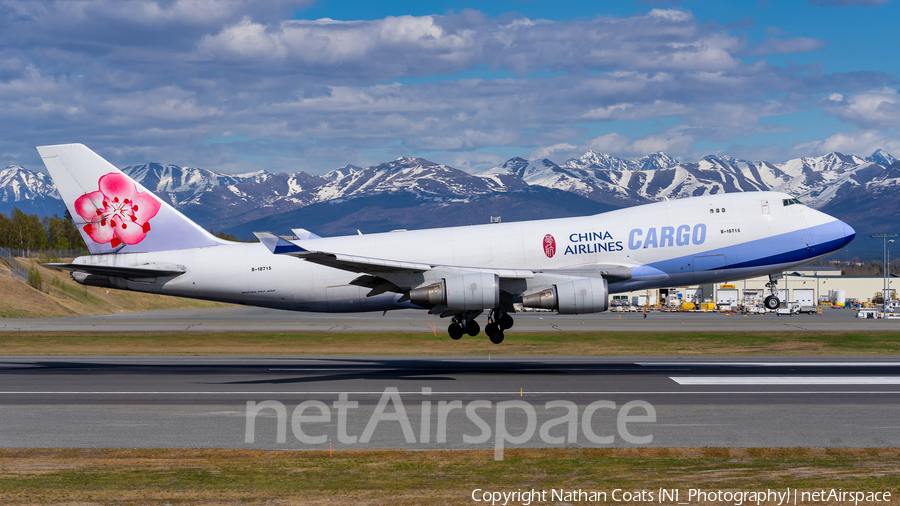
775, 303, 800, 316
857, 309, 879, 319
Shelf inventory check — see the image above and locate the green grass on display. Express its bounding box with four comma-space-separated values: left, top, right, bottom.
2, 330, 900, 355
2, 448, 898, 505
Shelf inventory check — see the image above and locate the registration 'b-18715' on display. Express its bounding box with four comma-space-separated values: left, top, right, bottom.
39, 144, 855, 344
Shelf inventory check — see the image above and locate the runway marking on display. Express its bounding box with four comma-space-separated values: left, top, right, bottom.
2, 390, 900, 395
641, 362, 900, 366
670, 376, 900, 385
266, 367, 691, 371
267, 368, 382, 371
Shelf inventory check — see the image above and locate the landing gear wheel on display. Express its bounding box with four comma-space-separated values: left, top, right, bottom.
465, 320, 481, 337
448, 323, 464, 340
764, 295, 780, 310
486, 323, 504, 344
498, 314, 514, 330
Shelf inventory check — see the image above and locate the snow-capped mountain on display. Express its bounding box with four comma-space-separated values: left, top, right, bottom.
867, 149, 897, 167
0, 165, 62, 216
562, 151, 680, 172
2, 148, 898, 258
484, 157, 643, 206
323, 164, 362, 182
314, 157, 509, 203
122, 163, 274, 206
494, 149, 896, 211
0, 165, 60, 202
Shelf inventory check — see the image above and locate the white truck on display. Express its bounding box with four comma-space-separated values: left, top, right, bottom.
775, 302, 800, 317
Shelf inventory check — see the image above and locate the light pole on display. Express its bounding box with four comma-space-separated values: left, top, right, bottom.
871, 233, 897, 309
884, 239, 896, 311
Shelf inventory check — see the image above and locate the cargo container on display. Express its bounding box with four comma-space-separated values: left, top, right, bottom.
717, 289, 739, 306
793, 288, 816, 314
631, 295, 657, 306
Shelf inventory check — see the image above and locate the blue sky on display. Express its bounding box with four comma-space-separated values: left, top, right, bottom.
1, 0, 898, 174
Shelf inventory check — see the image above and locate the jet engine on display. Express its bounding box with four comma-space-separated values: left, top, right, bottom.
522, 277, 608, 314
408, 273, 500, 310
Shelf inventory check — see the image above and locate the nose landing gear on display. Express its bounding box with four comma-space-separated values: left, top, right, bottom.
764, 275, 781, 310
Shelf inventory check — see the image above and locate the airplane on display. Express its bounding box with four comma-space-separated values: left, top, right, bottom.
38, 143, 856, 343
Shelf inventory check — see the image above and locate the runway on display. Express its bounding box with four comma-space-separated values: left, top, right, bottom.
0, 305, 894, 333
1, 355, 899, 450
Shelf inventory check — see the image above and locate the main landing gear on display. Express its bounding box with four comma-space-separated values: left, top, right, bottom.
448, 311, 480, 340
764, 274, 781, 310
485, 307, 514, 344
446, 308, 514, 344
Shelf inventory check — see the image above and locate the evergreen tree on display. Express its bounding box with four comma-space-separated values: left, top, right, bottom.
10, 208, 47, 250
47, 214, 70, 250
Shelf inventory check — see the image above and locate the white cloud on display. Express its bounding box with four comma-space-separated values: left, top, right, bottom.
0, 4, 894, 174
528, 143, 577, 160
586, 133, 631, 155
745, 37, 828, 56
794, 130, 900, 157
197, 9, 743, 76
448, 152, 506, 174
822, 87, 900, 129
579, 127, 694, 159
810, 0, 890, 6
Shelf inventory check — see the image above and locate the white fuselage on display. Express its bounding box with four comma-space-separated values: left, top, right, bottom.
74, 191, 855, 312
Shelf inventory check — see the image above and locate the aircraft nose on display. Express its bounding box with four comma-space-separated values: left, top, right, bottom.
841, 220, 856, 246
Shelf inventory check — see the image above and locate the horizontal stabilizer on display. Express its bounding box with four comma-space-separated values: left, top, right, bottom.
291, 228, 322, 240
253, 232, 308, 254
44, 263, 186, 279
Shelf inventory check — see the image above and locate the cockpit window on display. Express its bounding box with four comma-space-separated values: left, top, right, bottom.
782, 198, 802, 206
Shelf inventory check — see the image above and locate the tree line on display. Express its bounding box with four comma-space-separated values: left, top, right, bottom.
0, 208, 86, 251
837, 259, 900, 277
0, 207, 253, 251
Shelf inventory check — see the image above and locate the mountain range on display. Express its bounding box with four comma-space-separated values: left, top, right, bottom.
2, 149, 899, 260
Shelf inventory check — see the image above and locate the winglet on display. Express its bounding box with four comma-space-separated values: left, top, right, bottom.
253, 232, 308, 254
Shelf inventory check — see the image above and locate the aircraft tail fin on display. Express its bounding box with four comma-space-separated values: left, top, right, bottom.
37, 143, 226, 254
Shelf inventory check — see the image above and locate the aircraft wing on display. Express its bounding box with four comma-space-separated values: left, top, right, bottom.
536, 266, 632, 283
253, 232, 536, 279
254, 232, 634, 314
44, 263, 186, 279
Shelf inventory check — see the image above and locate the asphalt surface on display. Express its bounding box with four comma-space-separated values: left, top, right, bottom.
0, 305, 894, 333
1, 355, 899, 450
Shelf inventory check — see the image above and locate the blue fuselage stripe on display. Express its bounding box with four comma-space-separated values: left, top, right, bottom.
620, 220, 854, 291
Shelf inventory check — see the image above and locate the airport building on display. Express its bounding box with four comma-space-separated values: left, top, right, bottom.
616, 266, 897, 308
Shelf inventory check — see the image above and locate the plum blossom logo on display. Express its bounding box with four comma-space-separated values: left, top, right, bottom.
543, 234, 556, 258
74, 173, 161, 248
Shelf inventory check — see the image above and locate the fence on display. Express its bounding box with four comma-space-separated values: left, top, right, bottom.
0, 248, 89, 259
0, 248, 89, 282
0, 247, 30, 281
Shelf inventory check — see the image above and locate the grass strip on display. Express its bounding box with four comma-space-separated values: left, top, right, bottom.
1, 448, 898, 505
2, 330, 900, 355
